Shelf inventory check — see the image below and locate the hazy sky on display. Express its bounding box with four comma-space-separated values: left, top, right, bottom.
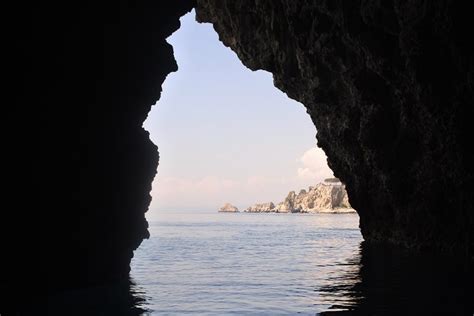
144, 10, 333, 216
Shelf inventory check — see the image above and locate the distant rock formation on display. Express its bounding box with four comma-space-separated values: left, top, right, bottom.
246, 202, 275, 213
219, 203, 239, 212
245, 179, 355, 213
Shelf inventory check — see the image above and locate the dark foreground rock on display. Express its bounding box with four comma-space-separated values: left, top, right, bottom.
7, 0, 194, 304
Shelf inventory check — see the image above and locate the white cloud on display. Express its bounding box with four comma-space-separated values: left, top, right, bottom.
297, 147, 334, 182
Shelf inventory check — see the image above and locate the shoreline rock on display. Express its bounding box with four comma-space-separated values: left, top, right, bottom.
245, 178, 356, 213
245, 202, 275, 213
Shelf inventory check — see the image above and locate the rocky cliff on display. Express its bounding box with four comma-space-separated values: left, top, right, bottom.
246, 202, 276, 213
196, 0, 474, 255
246, 181, 354, 213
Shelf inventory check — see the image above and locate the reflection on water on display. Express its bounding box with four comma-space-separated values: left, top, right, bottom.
131, 213, 363, 314
316, 253, 362, 313
319, 243, 474, 315
131, 213, 473, 314
26, 213, 473, 315
20, 279, 149, 316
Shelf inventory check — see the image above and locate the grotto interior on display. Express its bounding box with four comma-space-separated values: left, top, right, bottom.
5, 0, 473, 314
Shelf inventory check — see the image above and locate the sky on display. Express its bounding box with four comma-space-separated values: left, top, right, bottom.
143, 10, 334, 216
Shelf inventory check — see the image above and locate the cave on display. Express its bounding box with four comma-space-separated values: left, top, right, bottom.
6, 0, 474, 313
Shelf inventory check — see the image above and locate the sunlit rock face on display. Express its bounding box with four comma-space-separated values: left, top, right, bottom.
196, 0, 474, 255
245, 182, 353, 213
245, 202, 276, 213
277, 183, 353, 212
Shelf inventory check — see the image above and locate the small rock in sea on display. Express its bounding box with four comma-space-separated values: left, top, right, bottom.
219, 203, 239, 212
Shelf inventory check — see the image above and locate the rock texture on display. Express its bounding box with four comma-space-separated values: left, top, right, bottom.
196, 0, 474, 255
219, 203, 239, 212
278, 183, 353, 213
246, 179, 354, 213
246, 202, 276, 213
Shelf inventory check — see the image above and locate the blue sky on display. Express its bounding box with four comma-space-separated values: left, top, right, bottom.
144, 10, 333, 216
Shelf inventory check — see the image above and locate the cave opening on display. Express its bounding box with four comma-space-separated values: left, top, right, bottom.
131, 10, 362, 313
143, 10, 339, 216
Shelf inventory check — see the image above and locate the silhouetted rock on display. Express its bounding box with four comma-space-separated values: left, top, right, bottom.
196, 0, 474, 255
219, 203, 239, 212
12, 0, 194, 302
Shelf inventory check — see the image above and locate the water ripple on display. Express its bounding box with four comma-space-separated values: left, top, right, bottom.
131, 213, 363, 315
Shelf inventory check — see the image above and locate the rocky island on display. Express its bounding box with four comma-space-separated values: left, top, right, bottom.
219, 203, 239, 213
245, 178, 355, 213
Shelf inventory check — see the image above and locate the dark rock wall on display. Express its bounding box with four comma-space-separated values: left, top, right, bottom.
196, 0, 474, 255
13, 0, 192, 295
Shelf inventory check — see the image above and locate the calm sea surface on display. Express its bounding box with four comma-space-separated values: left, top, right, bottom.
37, 211, 473, 315
130, 212, 363, 315
128, 212, 473, 315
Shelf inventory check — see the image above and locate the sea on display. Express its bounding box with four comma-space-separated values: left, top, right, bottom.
129, 211, 473, 315
131, 212, 361, 315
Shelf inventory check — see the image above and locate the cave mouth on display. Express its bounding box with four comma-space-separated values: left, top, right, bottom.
143, 10, 340, 217
129, 10, 362, 313
130, 1, 473, 312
